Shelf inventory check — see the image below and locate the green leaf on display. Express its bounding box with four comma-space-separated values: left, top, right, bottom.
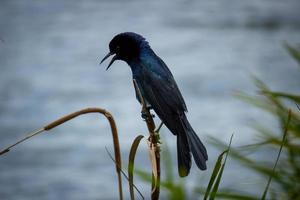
204, 150, 227, 200
234, 92, 276, 114
128, 135, 144, 200
135, 169, 152, 182
195, 188, 260, 199
261, 91, 300, 103
213, 192, 260, 200
209, 134, 233, 200
203, 135, 233, 200
285, 44, 300, 65
261, 110, 291, 200
161, 139, 174, 183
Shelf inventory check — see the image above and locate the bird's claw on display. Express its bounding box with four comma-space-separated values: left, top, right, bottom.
141, 110, 155, 120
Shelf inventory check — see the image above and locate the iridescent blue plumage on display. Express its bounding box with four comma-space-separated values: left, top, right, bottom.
101, 32, 208, 177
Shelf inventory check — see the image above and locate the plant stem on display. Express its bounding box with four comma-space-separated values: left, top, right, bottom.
0, 108, 123, 200
133, 79, 161, 200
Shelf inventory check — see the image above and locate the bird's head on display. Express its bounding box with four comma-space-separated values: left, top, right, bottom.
100, 32, 147, 70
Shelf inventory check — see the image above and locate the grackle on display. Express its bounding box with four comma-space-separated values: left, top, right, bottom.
101, 32, 207, 177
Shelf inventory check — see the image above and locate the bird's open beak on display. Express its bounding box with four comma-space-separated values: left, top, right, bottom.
100, 52, 118, 70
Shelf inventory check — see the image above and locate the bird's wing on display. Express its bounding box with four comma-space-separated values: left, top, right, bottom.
139, 55, 187, 115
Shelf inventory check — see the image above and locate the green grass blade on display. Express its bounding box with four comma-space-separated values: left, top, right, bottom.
285, 44, 300, 65
209, 164, 225, 200
210, 138, 285, 183
161, 139, 174, 183
213, 192, 260, 200
209, 134, 233, 200
261, 110, 291, 200
128, 135, 144, 200
261, 91, 300, 103
196, 188, 259, 200
135, 169, 152, 182
203, 150, 227, 200
234, 92, 276, 114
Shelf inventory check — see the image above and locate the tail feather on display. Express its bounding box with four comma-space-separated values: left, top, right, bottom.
177, 132, 191, 177
186, 129, 208, 170
163, 112, 208, 176
180, 115, 208, 170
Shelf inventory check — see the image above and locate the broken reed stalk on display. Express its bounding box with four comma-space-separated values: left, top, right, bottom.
0, 108, 123, 200
133, 79, 161, 200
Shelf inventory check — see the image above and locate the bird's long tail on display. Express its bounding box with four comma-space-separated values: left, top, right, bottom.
176, 114, 208, 177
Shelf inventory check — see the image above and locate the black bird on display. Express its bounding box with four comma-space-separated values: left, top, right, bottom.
101, 32, 208, 177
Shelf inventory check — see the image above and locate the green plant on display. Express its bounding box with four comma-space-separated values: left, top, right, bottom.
204, 44, 300, 199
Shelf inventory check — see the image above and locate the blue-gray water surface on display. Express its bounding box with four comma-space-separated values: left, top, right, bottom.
0, 0, 300, 199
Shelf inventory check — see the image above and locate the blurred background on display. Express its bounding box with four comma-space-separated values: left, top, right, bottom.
0, 0, 299, 199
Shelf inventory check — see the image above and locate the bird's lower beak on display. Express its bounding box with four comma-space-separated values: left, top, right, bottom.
100, 52, 118, 70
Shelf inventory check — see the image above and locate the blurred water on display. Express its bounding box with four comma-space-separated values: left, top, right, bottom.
0, 0, 300, 199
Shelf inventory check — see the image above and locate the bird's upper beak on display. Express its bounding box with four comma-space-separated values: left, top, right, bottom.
100, 52, 118, 70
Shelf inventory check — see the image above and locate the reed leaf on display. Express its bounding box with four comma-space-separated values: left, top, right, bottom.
128, 135, 144, 200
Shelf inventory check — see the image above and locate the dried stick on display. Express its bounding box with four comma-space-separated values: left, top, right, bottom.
0, 108, 123, 200
133, 79, 160, 200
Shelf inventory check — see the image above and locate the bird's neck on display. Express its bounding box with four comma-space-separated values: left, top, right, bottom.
127, 45, 153, 66
127, 57, 143, 76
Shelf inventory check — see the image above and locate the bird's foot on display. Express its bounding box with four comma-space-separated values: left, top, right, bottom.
141, 110, 155, 120
154, 122, 164, 133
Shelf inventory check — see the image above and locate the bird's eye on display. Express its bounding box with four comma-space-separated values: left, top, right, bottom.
116, 46, 120, 52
